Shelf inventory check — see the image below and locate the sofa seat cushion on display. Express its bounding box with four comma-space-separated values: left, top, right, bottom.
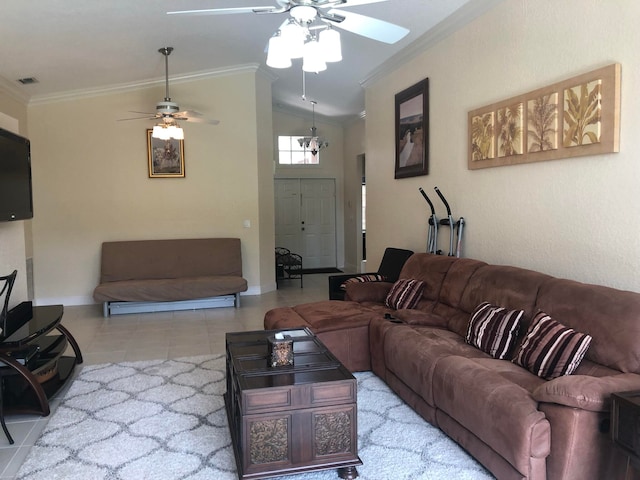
383, 325, 488, 406
432, 355, 550, 475
264, 301, 375, 333
93, 275, 247, 302
470, 358, 547, 394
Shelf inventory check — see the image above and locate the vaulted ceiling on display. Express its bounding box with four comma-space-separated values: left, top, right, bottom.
0, 1, 499, 122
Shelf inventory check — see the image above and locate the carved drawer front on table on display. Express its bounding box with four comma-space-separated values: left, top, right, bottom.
225, 328, 361, 480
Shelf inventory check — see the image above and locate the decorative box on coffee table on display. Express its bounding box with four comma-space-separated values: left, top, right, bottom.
224, 328, 361, 480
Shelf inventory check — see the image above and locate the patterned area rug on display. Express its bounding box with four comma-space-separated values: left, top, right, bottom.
16, 355, 494, 480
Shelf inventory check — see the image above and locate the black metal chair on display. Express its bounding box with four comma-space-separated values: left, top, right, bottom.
328, 248, 414, 300
275, 248, 303, 288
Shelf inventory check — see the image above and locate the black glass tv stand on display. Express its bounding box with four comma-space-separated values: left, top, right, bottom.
0, 303, 83, 444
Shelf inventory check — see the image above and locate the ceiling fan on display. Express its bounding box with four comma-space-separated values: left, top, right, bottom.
119, 47, 220, 129
167, 0, 410, 45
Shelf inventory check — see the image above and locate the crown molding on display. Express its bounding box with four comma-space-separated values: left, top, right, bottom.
28, 63, 262, 106
361, 0, 505, 89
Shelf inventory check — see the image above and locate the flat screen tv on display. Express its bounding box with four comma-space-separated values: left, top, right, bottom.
0, 127, 33, 221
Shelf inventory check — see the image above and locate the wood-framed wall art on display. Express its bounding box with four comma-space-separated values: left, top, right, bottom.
147, 129, 185, 178
468, 63, 620, 170
395, 78, 429, 178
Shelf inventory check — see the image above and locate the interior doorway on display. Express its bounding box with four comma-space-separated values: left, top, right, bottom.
274, 178, 337, 269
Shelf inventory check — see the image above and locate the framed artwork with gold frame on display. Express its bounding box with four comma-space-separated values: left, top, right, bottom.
147, 129, 185, 178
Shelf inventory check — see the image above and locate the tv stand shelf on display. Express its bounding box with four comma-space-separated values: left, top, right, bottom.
0, 303, 83, 444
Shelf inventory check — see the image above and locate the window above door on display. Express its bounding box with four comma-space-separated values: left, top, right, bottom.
277, 136, 320, 165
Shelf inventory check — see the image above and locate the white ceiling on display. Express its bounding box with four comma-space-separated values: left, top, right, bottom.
0, 0, 493, 122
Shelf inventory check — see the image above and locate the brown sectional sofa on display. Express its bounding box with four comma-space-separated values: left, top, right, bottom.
93, 238, 247, 316
264, 253, 640, 480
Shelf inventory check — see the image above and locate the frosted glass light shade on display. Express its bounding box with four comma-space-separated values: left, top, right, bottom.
152, 124, 184, 140
266, 35, 292, 68
280, 22, 305, 59
302, 39, 326, 73
319, 28, 342, 63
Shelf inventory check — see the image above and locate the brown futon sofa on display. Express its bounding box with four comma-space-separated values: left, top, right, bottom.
264, 253, 640, 480
93, 238, 247, 316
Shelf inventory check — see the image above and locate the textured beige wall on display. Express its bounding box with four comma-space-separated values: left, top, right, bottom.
28, 71, 272, 304
365, 0, 640, 291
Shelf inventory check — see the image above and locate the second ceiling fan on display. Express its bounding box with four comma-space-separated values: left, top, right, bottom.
121, 47, 219, 137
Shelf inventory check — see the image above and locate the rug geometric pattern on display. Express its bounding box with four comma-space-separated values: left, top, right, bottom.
16, 355, 494, 480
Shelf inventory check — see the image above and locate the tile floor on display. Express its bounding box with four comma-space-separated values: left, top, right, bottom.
0, 273, 332, 478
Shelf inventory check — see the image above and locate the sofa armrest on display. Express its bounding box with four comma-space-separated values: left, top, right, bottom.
532, 373, 640, 412
345, 282, 393, 303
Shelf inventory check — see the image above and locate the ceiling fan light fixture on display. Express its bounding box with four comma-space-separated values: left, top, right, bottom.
266, 34, 292, 68
152, 123, 184, 140
280, 21, 305, 59
319, 27, 342, 63
290, 5, 317, 24
302, 38, 326, 73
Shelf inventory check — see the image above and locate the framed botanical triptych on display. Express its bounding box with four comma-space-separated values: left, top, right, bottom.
468, 63, 620, 170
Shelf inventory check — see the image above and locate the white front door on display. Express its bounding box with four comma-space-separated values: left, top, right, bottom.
274, 178, 337, 269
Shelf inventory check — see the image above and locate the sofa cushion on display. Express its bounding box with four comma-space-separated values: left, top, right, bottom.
340, 274, 386, 290
383, 325, 488, 406
535, 277, 640, 374
466, 302, 524, 359
513, 311, 592, 380
93, 275, 247, 302
345, 281, 393, 303
432, 355, 550, 474
99, 238, 243, 282
385, 279, 425, 309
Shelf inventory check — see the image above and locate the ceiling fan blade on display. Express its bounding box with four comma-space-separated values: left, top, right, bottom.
330, 0, 388, 9
167, 6, 278, 16
185, 117, 221, 125
325, 9, 409, 44
174, 111, 220, 125
117, 115, 155, 122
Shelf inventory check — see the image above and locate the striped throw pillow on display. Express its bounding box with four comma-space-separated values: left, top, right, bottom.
384, 279, 425, 310
513, 311, 592, 380
466, 302, 524, 359
340, 274, 387, 290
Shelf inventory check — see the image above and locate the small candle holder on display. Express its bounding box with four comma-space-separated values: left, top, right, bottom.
268, 333, 294, 367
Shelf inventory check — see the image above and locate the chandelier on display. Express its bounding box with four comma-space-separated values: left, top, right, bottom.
266, 6, 342, 73
298, 101, 328, 155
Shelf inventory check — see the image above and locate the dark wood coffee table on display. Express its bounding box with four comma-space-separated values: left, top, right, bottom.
225, 328, 361, 479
